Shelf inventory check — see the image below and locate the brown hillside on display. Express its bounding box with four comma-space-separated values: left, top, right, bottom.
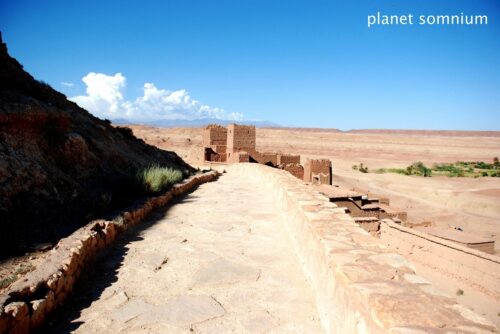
0, 34, 193, 258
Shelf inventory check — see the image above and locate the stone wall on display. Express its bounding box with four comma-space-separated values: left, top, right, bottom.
230, 163, 496, 333
0, 171, 219, 334
380, 220, 500, 303
227, 124, 256, 153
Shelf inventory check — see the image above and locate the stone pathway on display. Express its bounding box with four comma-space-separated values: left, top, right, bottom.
47, 170, 324, 333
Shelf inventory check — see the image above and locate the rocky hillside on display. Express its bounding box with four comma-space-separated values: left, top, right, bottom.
0, 34, 194, 258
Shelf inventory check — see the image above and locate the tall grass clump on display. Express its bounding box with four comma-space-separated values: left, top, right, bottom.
137, 165, 184, 193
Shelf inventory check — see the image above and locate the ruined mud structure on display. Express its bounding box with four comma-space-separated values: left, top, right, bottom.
304, 159, 332, 185
202, 123, 331, 185
316, 185, 407, 236
202, 124, 227, 162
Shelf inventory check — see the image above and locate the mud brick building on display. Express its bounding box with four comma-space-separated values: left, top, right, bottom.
303, 159, 332, 185
202, 124, 228, 162
227, 124, 256, 152
202, 123, 311, 180
315, 185, 407, 236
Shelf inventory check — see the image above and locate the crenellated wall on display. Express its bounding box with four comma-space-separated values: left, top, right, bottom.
230, 163, 497, 333
304, 159, 332, 185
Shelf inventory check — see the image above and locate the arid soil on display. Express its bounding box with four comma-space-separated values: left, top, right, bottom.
127, 125, 500, 253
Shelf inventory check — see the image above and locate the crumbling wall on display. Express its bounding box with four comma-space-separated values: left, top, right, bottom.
380, 220, 500, 304
277, 154, 300, 165
204, 147, 226, 162
202, 125, 228, 162
304, 159, 332, 185
230, 164, 496, 333
227, 124, 256, 153
260, 153, 278, 166
249, 151, 278, 165
279, 163, 304, 180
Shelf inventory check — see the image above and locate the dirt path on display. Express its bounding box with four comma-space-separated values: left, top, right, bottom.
46, 170, 323, 333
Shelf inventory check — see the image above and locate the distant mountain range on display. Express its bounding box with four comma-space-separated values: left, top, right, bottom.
111, 118, 280, 128
110, 119, 500, 137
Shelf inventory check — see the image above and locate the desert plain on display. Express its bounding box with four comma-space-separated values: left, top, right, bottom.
125, 125, 500, 326
129, 125, 500, 251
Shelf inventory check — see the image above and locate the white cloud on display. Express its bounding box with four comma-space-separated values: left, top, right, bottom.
70, 72, 242, 122
61, 81, 74, 87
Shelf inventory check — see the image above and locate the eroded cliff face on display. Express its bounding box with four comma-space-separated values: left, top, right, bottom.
0, 34, 193, 258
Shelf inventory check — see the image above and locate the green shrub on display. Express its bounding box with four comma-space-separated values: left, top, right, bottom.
407, 162, 432, 177
475, 161, 493, 169
137, 165, 184, 193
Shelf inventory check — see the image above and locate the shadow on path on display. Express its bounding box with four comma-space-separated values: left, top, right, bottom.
41, 191, 201, 333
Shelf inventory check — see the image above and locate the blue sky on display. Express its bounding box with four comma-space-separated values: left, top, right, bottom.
1, 0, 499, 130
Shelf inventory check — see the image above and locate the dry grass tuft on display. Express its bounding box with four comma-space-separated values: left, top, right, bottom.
137, 165, 184, 193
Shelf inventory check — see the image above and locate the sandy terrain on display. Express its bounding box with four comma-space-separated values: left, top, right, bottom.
128, 125, 500, 253
46, 171, 322, 333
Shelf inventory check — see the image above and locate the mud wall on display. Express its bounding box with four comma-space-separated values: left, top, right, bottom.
334, 200, 367, 217
0, 171, 219, 334
380, 220, 500, 301
230, 164, 496, 333
202, 125, 227, 147
304, 159, 332, 184
227, 151, 249, 163
281, 163, 304, 180
277, 154, 300, 165
227, 124, 256, 152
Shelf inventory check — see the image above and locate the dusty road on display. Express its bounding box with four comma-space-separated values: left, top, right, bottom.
47, 170, 323, 333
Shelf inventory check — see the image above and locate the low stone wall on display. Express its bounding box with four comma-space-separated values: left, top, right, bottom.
230, 164, 497, 333
0, 171, 219, 334
380, 220, 500, 301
